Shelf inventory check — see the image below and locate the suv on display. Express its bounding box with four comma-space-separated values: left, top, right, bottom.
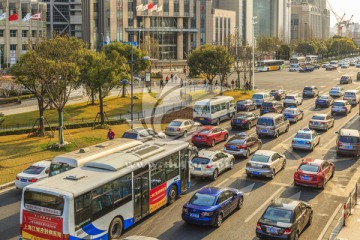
283, 93, 303, 107
260, 101, 284, 115
336, 129, 360, 156
340, 75, 352, 84
256, 113, 290, 138
303, 86, 319, 98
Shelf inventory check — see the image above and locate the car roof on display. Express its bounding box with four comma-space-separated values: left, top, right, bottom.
198, 126, 215, 130
301, 158, 324, 166
197, 186, 223, 196
29, 160, 51, 168
171, 119, 188, 122
318, 94, 330, 97
268, 198, 301, 210
339, 129, 360, 137
259, 113, 282, 118
313, 114, 327, 117
304, 86, 316, 88
296, 128, 314, 134
198, 149, 218, 158
286, 93, 298, 97
253, 150, 276, 156
334, 100, 347, 103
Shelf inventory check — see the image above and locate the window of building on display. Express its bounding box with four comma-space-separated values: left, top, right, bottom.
10, 30, 17, 37
184, 0, 190, 15
22, 44, 28, 51
10, 45, 17, 51
163, 0, 169, 12
174, 0, 179, 13
32, 30, 36, 37
22, 30, 28, 38
0, 30, 3, 37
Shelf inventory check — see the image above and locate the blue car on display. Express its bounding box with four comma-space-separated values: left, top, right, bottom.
315, 94, 334, 108
182, 187, 243, 227
283, 107, 304, 123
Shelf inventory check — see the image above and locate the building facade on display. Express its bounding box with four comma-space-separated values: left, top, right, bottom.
290, 0, 330, 41
41, 0, 82, 39
0, 0, 47, 67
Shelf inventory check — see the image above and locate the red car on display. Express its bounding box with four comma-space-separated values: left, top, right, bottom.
294, 158, 335, 189
191, 126, 228, 147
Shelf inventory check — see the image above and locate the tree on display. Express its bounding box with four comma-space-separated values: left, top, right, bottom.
11, 47, 53, 136
295, 41, 318, 55
140, 36, 160, 59
256, 37, 282, 59
41, 36, 87, 146
188, 44, 234, 92
82, 49, 128, 126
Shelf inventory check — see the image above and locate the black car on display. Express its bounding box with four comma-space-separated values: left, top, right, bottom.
315, 95, 334, 108
312, 64, 320, 69
260, 101, 284, 115
302, 86, 319, 98
270, 89, 286, 100
340, 75, 352, 84
231, 112, 259, 130
224, 133, 262, 158
236, 100, 257, 112
299, 66, 314, 72
256, 198, 313, 240
326, 65, 337, 71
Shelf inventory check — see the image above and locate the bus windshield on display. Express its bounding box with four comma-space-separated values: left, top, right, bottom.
24, 190, 64, 216
194, 105, 210, 114
49, 162, 74, 177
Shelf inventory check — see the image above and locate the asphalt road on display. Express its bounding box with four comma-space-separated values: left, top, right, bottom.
1, 66, 360, 240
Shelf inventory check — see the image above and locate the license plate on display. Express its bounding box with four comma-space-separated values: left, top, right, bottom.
194, 168, 201, 171
302, 176, 310, 180
195, 136, 201, 139
230, 146, 237, 150
313, 122, 320, 125
190, 213, 199, 218
252, 171, 260, 175
318, 101, 325, 103
267, 227, 278, 234
336, 109, 341, 112
199, 118, 204, 120
21, 179, 27, 182
345, 145, 353, 149
263, 110, 269, 113
261, 130, 268, 133
168, 128, 174, 131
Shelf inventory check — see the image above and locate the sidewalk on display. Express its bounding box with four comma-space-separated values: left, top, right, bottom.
336, 199, 360, 240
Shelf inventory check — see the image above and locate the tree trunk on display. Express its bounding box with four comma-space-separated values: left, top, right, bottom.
58, 109, 65, 145
99, 87, 105, 126
91, 89, 95, 105
37, 99, 45, 137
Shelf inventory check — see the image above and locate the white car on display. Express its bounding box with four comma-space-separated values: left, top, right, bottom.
15, 160, 51, 189
329, 86, 345, 97
190, 150, 234, 180
283, 93, 303, 107
289, 64, 301, 72
245, 150, 286, 178
122, 127, 166, 141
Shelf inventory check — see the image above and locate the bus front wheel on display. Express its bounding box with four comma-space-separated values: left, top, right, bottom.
108, 217, 123, 239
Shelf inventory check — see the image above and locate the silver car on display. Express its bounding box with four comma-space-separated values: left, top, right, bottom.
190, 150, 235, 180
245, 150, 286, 178
309, 114, 334, 131
329, 87, 345, 98
165, 119, 201, 137
331, 100, 352, 116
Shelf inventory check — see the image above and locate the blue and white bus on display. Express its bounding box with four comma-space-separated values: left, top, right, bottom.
20, 140, 193, 239
193, 96, 236, 125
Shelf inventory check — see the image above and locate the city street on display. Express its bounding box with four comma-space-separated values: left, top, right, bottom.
1, 66, 360, 240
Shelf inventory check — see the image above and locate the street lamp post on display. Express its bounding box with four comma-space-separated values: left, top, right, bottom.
235, 26, 240, 89
252, 17, 257, 90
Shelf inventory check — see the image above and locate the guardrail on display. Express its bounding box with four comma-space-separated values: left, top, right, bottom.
343, 184, 358, 226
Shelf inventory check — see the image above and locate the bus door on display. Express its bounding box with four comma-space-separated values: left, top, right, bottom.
180, 149, 190, 192
133, 166, 150, 222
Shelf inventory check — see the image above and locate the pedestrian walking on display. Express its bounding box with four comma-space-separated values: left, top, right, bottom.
170, 73, 174, 83
107, 129, 115, 140
165, 75, 169, 84
203, 79, 207, 89
215, 80, 218, 89
174, 74, 178, 83
180, 78, 184, 87
160, 79, 164, 88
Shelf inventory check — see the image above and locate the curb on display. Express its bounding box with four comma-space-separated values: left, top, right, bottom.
0, 180, 15, 191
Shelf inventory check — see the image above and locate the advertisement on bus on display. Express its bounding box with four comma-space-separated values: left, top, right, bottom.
149, 182, 167, 213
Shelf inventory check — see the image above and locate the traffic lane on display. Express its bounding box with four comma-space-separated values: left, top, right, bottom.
0, 188, 22, 240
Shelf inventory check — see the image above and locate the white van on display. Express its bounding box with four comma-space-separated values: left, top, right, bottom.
343, 90, 360, 106
252, 92, 273, 107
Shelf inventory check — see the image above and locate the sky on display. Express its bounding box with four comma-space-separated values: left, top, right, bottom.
327, 0, 359, 26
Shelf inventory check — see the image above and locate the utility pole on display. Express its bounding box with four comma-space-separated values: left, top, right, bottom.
235, 26, 240, 89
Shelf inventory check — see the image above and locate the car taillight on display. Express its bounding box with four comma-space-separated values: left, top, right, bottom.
231, 119, 234, 123
16, 176, 19, 180
270, 107, 275, 110
306, 141, 311, 144
183, 208, 188, 213
201, 211, 213, 217
28, 178, 38, 183
320, 122, 326, 124
309, 121, 313, 124
206, 165, 213, 169
294, 172, 299, 179
292, 140, 297, 143
256, 223, 262, 230
242, 120, 248, 123
284, 229, 292, 235
177, 128, 181, 132
337, 142, 342, 146
237, 145, 247, 149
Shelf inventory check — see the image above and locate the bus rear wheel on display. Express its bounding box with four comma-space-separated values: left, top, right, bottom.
108, 217, 123, 239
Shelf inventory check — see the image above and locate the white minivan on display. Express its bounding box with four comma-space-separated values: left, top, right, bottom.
252, 92, 273, 107
343, 90, 360, 106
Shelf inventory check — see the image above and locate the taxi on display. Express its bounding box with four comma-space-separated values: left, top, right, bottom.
283, 107, 304, 123
291, 128, 320, 151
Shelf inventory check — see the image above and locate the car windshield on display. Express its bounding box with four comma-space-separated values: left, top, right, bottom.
262, 207, 293, 223
237, 101, 248, 105
284, 109, 296, 114
339, 136, 360, 144
262, 102, 274, 107
228, 139, 246, 145
341, 76, 349, 80
333, 102, 345, 107
318, 95, 329, 100
251, 154, 270, 163
304, 87, 313, 90
312, 115, 325, 120
330, 88, 339, 92
299, 164, 319, 172
252, 94, 264, 99
198, 129, 211, 134
344, 92, 355, 98
194, 105, 210, 114
189, 193, 216, 207
191, 157, 210, 165
295, 133, 311, 140
122, 132, 138, 139
23, 166, 45, 175
169, 121, 182, 127
290, 64, 299, 68
235, 114, 249, 118
257, 118, 274, 126
285, 96, 295, 99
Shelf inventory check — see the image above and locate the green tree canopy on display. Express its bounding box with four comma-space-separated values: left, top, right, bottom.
294, 41, 318, 55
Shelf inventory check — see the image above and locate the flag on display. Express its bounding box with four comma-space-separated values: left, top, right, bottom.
156, 5, 163, 12
142, 4, 148, 11
0, 13, 6, 21
136, 4, 143, 11
22, 13, 31, 22
148, 3, 154, 10
30, 13, 41, 20
9, 13, 18, 21
152, 5, 158, 11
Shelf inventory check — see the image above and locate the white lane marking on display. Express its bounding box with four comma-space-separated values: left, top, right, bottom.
215, 178, 229, 188
316, 203, 343, 240
244, 187, 284, 223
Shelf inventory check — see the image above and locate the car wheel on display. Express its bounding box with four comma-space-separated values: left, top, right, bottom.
315, 105, 319, 109
228, 159, 234, 169
245, 149, 250, 158
212, 169, 219, 181
319, 178, 326, 189
214, 213, 223, 228
108, 217, 123, 239
331, 167, 335, 178
211, 139, 216, 147
308, 212, 313, 226
216, 119, 220, 125
258, 143, 262, 150
236, 197, 244, 210
294, 231, 300, 240
167, 185, 178, 205
274, 131, 279, 138
271, 169, 276, 179
285, 125, 289, 133
247, 123, 251, 130
183, 131, 188, 138
224, 134, 228, 141
282, 159, 286, 169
